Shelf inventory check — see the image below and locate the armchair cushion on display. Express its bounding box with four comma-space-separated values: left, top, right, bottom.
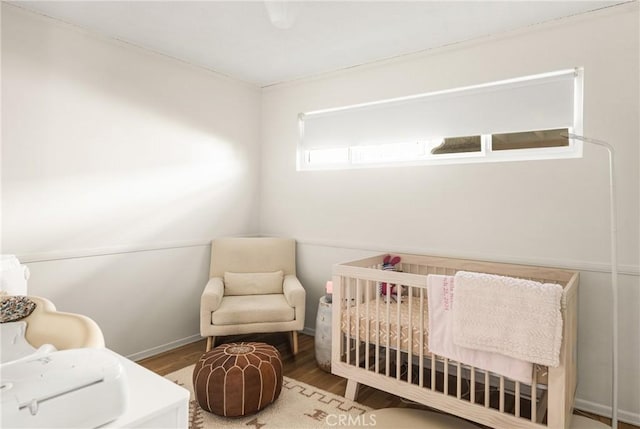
224, 270, 284, 296
210, 238, 295, 278
211, 295, 294, 326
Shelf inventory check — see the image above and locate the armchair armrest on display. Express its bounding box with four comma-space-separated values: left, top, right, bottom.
200, 277, 225, 340
201, 277, 224, 313
283, 275, 305, 308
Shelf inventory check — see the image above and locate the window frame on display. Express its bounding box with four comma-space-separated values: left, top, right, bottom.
297, 68, 584, 171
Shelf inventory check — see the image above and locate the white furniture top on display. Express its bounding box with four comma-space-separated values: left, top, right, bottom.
102, 350, 189, 429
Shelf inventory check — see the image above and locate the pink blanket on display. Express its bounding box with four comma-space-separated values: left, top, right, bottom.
427, 274, 533, 384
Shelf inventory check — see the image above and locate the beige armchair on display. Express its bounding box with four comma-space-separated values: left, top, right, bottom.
200, 237, 306, 354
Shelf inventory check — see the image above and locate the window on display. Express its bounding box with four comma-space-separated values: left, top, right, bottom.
298, 69, 583, 170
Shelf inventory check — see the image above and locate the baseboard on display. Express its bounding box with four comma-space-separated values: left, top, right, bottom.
302, 327, 315, 337
126, 333, 203, 362
574, 398, 640, 426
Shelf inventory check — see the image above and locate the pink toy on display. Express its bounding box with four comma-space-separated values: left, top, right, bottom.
380, 255, 403, 300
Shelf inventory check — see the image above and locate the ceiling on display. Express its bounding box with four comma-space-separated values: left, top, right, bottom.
11, 1, 628, 87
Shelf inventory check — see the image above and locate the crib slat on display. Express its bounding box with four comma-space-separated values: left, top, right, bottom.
356, 280, 361, 368
444, 358, 449, 395
484, 372, 490, 408
385, 288, 390, 377
375, 282, 380, 374
340, 277, 351, 365
531, 369, 537, 422
426, 249, 433, 391
396, 284, 401, 381
408, 286, 413, 384
365, 280, 370, 371
419, 288, 424, 388
431, 354, 436, 391
470, 367, 476, 404
499, 376, 505, 412
457, 362, 462, 399
345, 277, 355, 364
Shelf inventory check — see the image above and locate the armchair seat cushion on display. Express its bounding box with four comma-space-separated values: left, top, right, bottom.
211, 295, 295, 326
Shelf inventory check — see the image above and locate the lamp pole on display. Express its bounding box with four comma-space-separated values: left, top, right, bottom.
567, 133, 618, 429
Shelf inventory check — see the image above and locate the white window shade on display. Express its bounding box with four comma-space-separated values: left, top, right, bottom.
300, 70, 578, 151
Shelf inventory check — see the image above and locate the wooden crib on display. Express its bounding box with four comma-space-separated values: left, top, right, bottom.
331, 253, 579, 429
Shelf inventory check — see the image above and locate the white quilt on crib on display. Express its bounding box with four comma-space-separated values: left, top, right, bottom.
427, 274, 533, 384
452, 271, 563, 367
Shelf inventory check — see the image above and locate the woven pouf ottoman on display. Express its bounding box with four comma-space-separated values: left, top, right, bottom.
193, 342, 283, 417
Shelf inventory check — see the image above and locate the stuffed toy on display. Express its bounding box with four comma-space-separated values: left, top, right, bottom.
379, 255, 403, 301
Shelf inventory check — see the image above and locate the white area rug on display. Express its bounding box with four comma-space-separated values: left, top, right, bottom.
165, 365, 372, 429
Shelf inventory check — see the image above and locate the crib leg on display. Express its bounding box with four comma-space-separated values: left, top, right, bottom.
345, 379, 360, 401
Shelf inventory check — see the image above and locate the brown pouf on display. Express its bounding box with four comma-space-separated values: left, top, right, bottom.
193, 342, 283, 417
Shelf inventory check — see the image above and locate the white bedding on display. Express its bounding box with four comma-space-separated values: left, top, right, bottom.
427, 274, 533, 384
452, 271, 563, 367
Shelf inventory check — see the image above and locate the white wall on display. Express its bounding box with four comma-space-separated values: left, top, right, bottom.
1, 4, 262, 357
260, 3, 639, 422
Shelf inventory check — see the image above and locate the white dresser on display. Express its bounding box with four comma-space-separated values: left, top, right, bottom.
102, 350, 189, 429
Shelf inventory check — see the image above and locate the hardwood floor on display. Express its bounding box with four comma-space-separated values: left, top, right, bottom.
138, 332, 637, 429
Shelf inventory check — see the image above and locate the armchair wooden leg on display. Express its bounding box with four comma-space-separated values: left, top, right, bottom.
290, 331, 299, 355
206, 336, 215, 352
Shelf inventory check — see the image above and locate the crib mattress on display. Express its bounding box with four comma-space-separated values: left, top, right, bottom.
340, 298, 548, 385
341, 298, 430, 357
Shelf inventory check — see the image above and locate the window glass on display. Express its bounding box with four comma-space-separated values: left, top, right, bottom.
492, 128, 569, 151
352, 142, 425, 164
307, 148, 349, 165
431, 136, 482, 155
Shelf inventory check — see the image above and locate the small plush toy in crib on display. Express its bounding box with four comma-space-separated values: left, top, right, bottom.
379, 255, 404, 302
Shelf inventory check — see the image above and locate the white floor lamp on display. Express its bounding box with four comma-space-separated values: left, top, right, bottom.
566, 133, 619, 429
